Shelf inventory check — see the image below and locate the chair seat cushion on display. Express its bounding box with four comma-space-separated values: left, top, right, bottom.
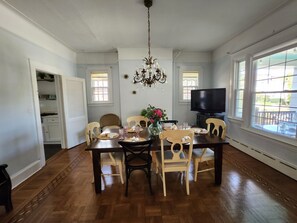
155, 151, 188, 168
192, 148, 214, 158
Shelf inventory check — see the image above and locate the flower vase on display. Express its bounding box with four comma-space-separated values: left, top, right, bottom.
148, 121, 162, 136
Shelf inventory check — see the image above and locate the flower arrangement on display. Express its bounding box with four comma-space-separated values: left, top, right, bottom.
141, 104, 168, 125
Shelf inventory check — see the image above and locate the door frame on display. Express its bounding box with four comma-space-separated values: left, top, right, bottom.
29, 59, 66, 166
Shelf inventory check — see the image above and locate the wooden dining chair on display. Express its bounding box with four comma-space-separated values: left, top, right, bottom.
118, 139, 153, 196
99, 113, 121, 131
85, 122, 124, 184
192, 118, 226, 182
127, 115, 149, 127
155, 129, 194, 196
0, 164, 13, 212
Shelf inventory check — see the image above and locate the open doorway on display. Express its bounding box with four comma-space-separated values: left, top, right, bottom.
36, 71, 62, 160
30, 59, 88, 166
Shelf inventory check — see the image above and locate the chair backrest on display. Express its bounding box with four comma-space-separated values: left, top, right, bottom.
85, 122, 100, 146
127, 116, 149, 127
99, 114, 121, 129
159, 130, 194, 167
206, 118, 226, 139
118, 139, 153, 166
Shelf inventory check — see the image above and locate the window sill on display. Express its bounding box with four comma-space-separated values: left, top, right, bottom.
88, 102, 114, 107
178, 100, 190, 104
227, 116, 243, 124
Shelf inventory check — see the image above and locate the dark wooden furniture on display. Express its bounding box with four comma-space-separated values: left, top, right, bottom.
159, 120, 178, 125
0, 164, 13, 212
86, 128, 229, 194
118, 139, 153, 196
196, 113, 224, 129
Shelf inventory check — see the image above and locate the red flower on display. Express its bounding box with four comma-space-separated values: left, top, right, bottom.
155, 109, 163, 117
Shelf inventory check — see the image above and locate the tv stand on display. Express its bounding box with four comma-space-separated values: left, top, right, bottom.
196, 113, 224, 129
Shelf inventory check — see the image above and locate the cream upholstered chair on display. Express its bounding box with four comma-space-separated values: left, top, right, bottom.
192, 118, 226, 182
155, 129, 194, 196
85, 122, 124, 184
127, 115, 149, 127
99, 113, 121, 131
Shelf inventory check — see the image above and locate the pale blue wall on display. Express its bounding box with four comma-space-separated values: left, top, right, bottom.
0, 27, 76, 185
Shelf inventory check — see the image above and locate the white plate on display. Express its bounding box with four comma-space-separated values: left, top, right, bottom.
98, 133, 119, 139
123, 137, 146, 142
191, 128, 208, 134
127, 127, 143, 133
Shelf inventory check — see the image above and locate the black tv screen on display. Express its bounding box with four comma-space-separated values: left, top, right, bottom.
191, 88, 226, 114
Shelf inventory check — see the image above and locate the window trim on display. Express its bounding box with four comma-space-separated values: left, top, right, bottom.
178, 66, 202, 103
229, 56, 247, 120
249, 43, 297, 141
86, 66, 113, 105
234, 59, 246, 119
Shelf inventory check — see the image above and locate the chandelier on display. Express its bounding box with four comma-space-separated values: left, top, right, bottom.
133, 0, 167, 87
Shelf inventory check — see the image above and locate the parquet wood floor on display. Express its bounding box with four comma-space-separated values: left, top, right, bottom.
1, 144, 297, 223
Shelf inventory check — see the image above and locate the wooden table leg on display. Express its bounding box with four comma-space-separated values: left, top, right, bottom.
214, 145, 223, 185
92, 151, 101, 193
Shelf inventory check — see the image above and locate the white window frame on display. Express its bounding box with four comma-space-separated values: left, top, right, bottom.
178, 66, 202, 103
86, 66, 113, 105
249, 44, 297, 141
233, 59, 246, 119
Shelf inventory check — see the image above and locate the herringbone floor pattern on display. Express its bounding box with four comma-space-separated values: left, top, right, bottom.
1, 144, 297, 223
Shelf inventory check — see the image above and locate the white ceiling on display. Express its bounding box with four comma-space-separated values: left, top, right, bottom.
2, 0, 289, 53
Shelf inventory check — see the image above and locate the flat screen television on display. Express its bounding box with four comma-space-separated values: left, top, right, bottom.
191, 88, 226, 114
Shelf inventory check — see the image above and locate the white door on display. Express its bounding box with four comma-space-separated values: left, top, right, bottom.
61, 76, 88, 148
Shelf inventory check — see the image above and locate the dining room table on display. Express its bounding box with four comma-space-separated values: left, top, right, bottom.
86, 127, 229, 194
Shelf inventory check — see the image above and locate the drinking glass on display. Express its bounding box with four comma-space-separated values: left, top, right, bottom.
119, 128, 124, 140
183, 122, 189, 129
135, 126, 140, 139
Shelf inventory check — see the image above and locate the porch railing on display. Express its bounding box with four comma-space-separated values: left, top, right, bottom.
254, 110, 296, 125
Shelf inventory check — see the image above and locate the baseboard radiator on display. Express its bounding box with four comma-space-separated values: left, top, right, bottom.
226, 136, 297, 181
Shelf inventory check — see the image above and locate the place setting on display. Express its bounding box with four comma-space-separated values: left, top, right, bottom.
97, 132, 119, 140
190, 127, 209, 135
126, 125, 144, 133
118, 126, 146, 142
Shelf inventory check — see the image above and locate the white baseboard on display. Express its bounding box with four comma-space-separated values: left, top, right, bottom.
227, 137, 297, 181
10, 160, 43, 189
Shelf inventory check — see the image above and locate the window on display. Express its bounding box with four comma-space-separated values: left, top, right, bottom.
251, 46, 297, 139
181, 72, 199, 101
234, 60, 246, 118
91, 72, 109, 102
87, 68, 113, 104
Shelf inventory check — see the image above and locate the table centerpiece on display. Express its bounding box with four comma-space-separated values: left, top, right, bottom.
141, 104, 168, 136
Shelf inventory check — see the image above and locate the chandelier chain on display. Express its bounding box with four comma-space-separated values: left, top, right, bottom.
133, 0, 167, 87
147, 6, 151, 58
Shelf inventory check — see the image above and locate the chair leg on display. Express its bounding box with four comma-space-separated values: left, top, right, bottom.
125, 168, 129, 196
5, 196, 13, 212
162, 171, 167, 197
194, 159, 200, 182
119, 163, 124, 184
147, 165, 153, 195
185, 170, 190, 195
155, 160, 159, 174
